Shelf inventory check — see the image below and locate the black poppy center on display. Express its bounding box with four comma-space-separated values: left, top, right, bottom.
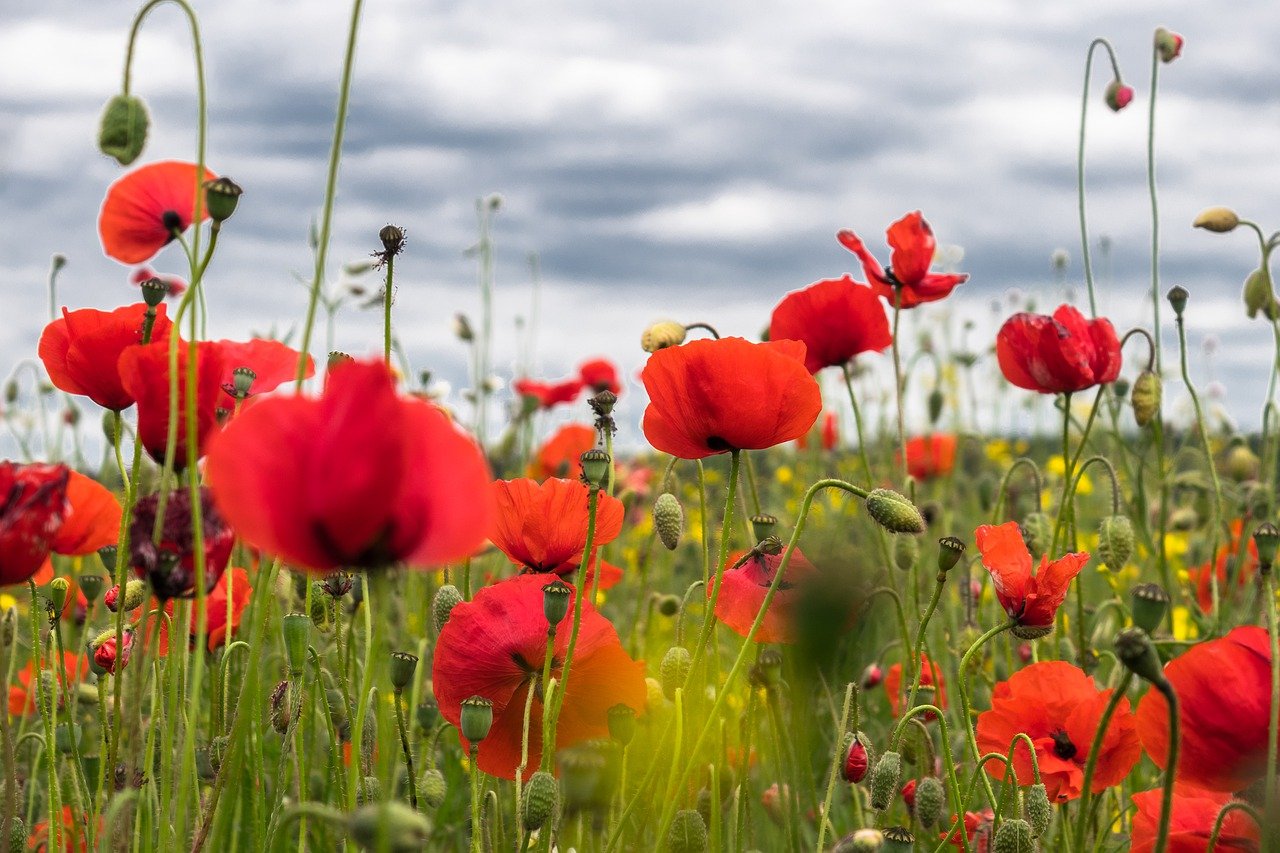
1050, 729, 1077, 760
161, 210, 182, 234
706, 435, 733, 451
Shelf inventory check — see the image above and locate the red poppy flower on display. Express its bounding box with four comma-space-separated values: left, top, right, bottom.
117, 339, 226, 464
206, 358, 491, 572
28, 804, 94, 852
528, 424, 597, 481
129, 486, 233, 600
1187, 519, 1257, 613
577, 358, 621, 395
768, 276, 892, 373
38, 303, 173, 411
94, 629, 135, 674
837, 212, 968, 308
941, 809, 994, 850
212, 338, 314, 401
130, 266, 186, 298
148, 567, 253, 654
513, 378, 584, 411
995, 305, 1122, 395
50, 470, 121, 555
1130, 786, 1259, 853
884, 653, 948, 717
974, 522, 1089, 637
432, 573, 646, 779
489, 478, 625, 589
0, 462, 70, 586
711, 547, 817, 644
9, 653, 84, 716
902, 434, 957, 480
98, 161, 217, 264
976, 661, 1140, 802
799, 411, 840, 452
1136, 626, 1273, 792
641, 337, 821, 460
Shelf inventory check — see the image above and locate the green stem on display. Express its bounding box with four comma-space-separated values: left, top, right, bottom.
383, 254, 395, 366
1151, 682, 1179, 853
1071, 671, 1132, 852
1078, 38, 1122, 318
891, 289, 908, 483
1146, 43, 1163, 372
470, 744, 484, 853
957, 621, 1016, 811
27, 581, 61, 851
814, 682, 855, 853
687, 451, 741, 682
1264, 571, 1279, 852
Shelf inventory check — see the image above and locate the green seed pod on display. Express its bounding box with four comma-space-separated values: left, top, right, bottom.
666, 808, 708, 852
432, 584, 463, 634
542, 579, 572, 626
869, 751, 902, 811
607, 703, 637, 746
1255, 522, 1280, 569
750, 513, 778, 542
864, 489, 927, 535
992, 818, 1034, 853
419, 768, 446, 809
914, 776, 945, 829
389, 651, 418, 693
893, 535, 919, 571
580, 449, 612, 490
882, 826, 915, 853
522, 769, 558, 830
460, 695, 494, 743
1130, 583, 1170, 634
78, 574, 104, 602
660, 646, 692, 701
281, 613, 311, 677
1096, 515, 1134, 571
937, 536, 966, 574
347, 801, 431, 852
654, 493, 685, 551
37, 671, 56, 719
203, 177, 243, 223
1131, 370, 1162, 427
97, 94, 150, 165
1026, 782, 1052, 837
1020, 512, 1052, 560
47, 578, 70, 616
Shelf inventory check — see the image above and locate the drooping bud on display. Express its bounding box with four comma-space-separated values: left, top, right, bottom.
660, 647, 692, 700
860, 663, 883, 690
1243, 268, 1279, 321
347, 801, 431, 852
1104, 80, 1134, 112
281, 613, 311, 677
656, 594, 681, 617
641, 321, 687, 353
1192, 206, 1240, 234
1254, 522, 1280, 570
926, 388, 945, 425
842, 733, 870, 783
864, 489, 926, 535
1096, 515, 1135, 571
542, 579, 572, 627
579, 448, 611, 490
1129, 583, 1170, 634
104, 579, 147, 613
460, 695, 494, 743
607, 703, 637, 746
203, 177, 243, 223
1114, 628, 1166, 685
914, 776, 945, 828
431, 584, 463, 634
1154, 27, 1184, 63
97, 94, 150, 165
1026, 782, 1052, 836
937, 536, 965, 574
389, 652, 418, 694
893, 535, 919, 571
992, 818, 1034, 853
522, 770, 558, 830
869, 751, 902, 811
666, 808, 708, 852
1020, 512, 1052, 560
419, 768, 446, 809
1167, 285, 1189, 318
91, 629, 134, 676
453, 314, 474, 342
654, 493, 684, 551
269, 680, 291, 733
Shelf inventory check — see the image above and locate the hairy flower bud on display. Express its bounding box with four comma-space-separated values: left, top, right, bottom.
660, 647, 692, 701
1226, 442, 1262, 482
98, 94, 150, 165
914, 776, 945, 828
1026, 782, 1052, 836
1154, 27, 1184, 63
893, 534, 919, 572
347, 801, 430, 852
48, 578, 70, 616
432, 584, 463, 634
1096, 515, 1134, 571
666, 808, 708, 852
104, 580, 147, 614
281, 613, 311, 677
869, 751, 902, 811
993, 818, 1033, 853
522, 770, 558, 830
842, 733, 870, 783
654, 493, 684, 551
835, 828, 884, 852
419, 768, 446, 809
865, 489, 926, 535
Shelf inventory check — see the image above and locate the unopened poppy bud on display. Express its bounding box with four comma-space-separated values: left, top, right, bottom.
1104, 80, 1134, 112
937, 536, 965, 574
453, 314, 474, 342
837, 828, 885, 852
1254, 522, 1280, 570
927, 389, 944, 425
389, 651, 418, 693
1130, 583, 1170, 633
203, 177, 243, 223
864, 489, 926, 535
104, 580, 146, 613
1226, 442, 1261, 481
1026, 782, 1052, 836
992, 818, 1033, 853
654, 493, 684, 551
1166, 285, 1189, 318
1096, 515, 1134, 571
229, 367, 256, 399
37, 671, 56, 719
1131, 370, 1162, 427
460, 695, 494, 743
1154, 27, 1184, 63
607, 703, 637, 745
139, 277, 168, 308
1193, 206, 1240, 234
1112, 376, 1130, 399
750, 513, 777, 542
542, 579, 572, 626
419, 768, 446, 809
667, 808, 708, 852
842, 734, 870, 783
656, 594, 681, 617
91, 628, 133, 675
281, 613, 311, 677
356, 775, 382, 806
3, 818, 23, 853
78, 574, 103, 601
97, 93, 150, 166
522, 769, 558, 830
914, 776, 945, 828
882, 826, 914, 853
378, 224, 406, 257
660, 646, 692, 700
325, 687, 348, 735
894, 534, 919, 571
1243, 268, 1279, 321
580, 448, 611, 490
269, 680, 291, 733
348, 801, 431, 851
1020, 512, 1052, 559
48, 578, 70, 616
869, 751, 902, 811
431, 584, 462, 633
861, 662, 883, 690
641, 320, 687, 353
1115, 627, 1166, 685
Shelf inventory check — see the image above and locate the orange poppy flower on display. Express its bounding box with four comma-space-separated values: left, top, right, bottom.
1135, 626, 1273, 792
641, 337, 821, 460
98, 161, 217, 264
117, 339, 226, 465
974, 521, 1089, 637
837, 211, 968, 308
884, 653, 947, 717
711, 547, 818, 644
975, 661, 1140, 802
528, 424, 597, 481
901, 434, 957, 480
212, 338, 314, 401
38, 303, 173, 411
9, 652, 85, 717
1130, 785, 1260, 853
51, 471, 121, 555
489, 478, 625, 589
768, 276, 892, 373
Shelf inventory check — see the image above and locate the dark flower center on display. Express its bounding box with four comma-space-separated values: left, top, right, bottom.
161, 210, 182, 234
1050, 729, 1077, 760
706, 435, 732, 451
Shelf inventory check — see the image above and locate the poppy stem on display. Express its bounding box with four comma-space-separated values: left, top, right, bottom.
26, 581, 62, 852
1070, 669, 1132, 852
990, 457, 1044, 524
891, 289, 909, 485
469, 744, 484, 852
0, 619, 15, 847
1151, 681, 1179, 853
905, 568, 949, 712
814, 681, 855, 853
956, 620, 1015, 813
1077, 38, 1124, 320
887, 704, 970, 853
1146, 42, 1164, 373
383, 254, 395, 367
1205, 801, 1264, 852
686, 450, 741, 686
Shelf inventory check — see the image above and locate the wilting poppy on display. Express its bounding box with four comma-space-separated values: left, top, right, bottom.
1135, 626, 1273, 792
9, 652, 85, 716
50, 470, 121, 555
0, 462, 70, 586
902, 434, 957, 480
528, 424, 597, 481
976, 661, 1140, 802
711, 547, 817, 644
130, 266, 186, 298
98, 161, 217, 265
1187, 519, 1257, 612
38, 303, 173, 411
206, 358, 491, 572
641, 337, 821, 460
212, 338, 314, 401
513, 378, 584, 411
995, 305, 1122, 395
884, 653, 948, 717
578, 359, 621, 395
837, 212, 968, 309
432, 573, 646, 779
1130, 786, 1259, 853
768, 276, 892, 373
117, 339, 226, 464
129, 486, 233, 600
489, 478, 625, 589
974, 521, 1089, 638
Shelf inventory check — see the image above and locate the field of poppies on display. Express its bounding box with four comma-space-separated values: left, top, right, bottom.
1, 5, 1276, 853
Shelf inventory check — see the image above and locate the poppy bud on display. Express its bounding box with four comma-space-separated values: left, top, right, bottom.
48, 578, 70, 616
104, 580, 147, 613
281, 613, 311, 678
914, 776, 945, 828
654, 493, 684, 551
78, 574, 103, 602
1104, 80, 1134, 112
641, 320, 687, 353
522, 770, 558, 830
453, 314, 474, 342
542, 579, 572, 626
882, 826, 914, 853
1096, 515, 1134, 571
580, 448, 611, 490
269, 680, 292, 733
325, 687, 348, 737
432, 584, 463, 634
927, 389, 944, 425
378, 225, 406, 257
419, 768, 446, 809
91, 629, 133, 675
1130, 583, 1170, 634
1166, 285, 1189, 318
203, 177, 243, 223
1114, 627, 1166, 685
37, 671, 56, 719
750, 513, 777, 542
937, 536, 965, 574
607, 703, 637, 746
860, 663, 883, 690
842, 733, 871, 783
837, 828, 885, 852
347, 801, 431, 851
1020, 512, 1052, 559
667, 808, 708, 853
893, 534, 919, 571
1026, 782, 1052, 837
138, 277, 168, 308
356, 775, 382, 806
1243, 268, 1279, 320
97, 94, 150, 166
1126, 369, 1159, 428
460, 695, 494, 743
660, 646, 692, 700
869, 751, 902, 811
864, 489, 926, 535
992, 818, 1033, 853
1154, 27, 1185, 63
2, 381, 14, 404
389, 651, 417, 694
1192, 206, 1240, 234
1254, 522, 1280, 570
1226, 442, 1261, 482
656, 594, 681, 617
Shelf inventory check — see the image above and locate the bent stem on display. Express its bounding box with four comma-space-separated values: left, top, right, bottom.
1077, 37, 1124, 319
956, 621, 1015, 811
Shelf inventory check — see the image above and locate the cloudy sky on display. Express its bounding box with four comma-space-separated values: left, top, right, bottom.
2, 0, 1279, 452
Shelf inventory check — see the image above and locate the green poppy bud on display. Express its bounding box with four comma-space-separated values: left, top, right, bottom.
1131, 370, 1162, 428
522, 770, 558, 830
347, 801, 431, 851
656, 594, 681, 617
660, 647, 692, 701
1114, 627, 1166, 685
836, 828, 884, 852
864, 489, 926, 535
48, 578, 70, 616
992, 818, 1034, 853
927, 389, 945, 425
1096, 515, 1135, 571
419, 768, 446, 809
666, 808, 708, 852
893, 535, 919, 571
914, 776, 945, 828
432, 584, 463, 634
869, 751, 902, 811
97, 94, 150, 166
1026, 782, 1052, 837
1020, 512, 1052, 560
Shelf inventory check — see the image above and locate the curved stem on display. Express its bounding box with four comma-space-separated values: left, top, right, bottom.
957, 621, 1016, 811
1146, 44, 1163, 372
1078, 37, 1124, 319
991, 457, 1044, 524
1152, 682, 1179, 853
1071, 670, 1133, 851
815, 682, 855, 853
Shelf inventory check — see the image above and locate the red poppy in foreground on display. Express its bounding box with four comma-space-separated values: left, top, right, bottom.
489, 478, 625, 589
975, 521, 1089, 637
768, 276, 892, 373
528, 424, 597, 481
1136, 626, 1273, 792
212, 338, 314, 400
578, 358, 621, 395
837, 212, 968, 308
38, 303, 173, 411
0, 462, 70, 586
884, 653, 947, 717
99, 161, 217, 264
1130, 785, 1259, 853
206, 359, 491, 572
976, 661, 1140, 802
513, 378, 584, 411
995, 304, 1121, 395
432, 573, 646, 779
902, 434, 957, 480
712, 547, 818, 644
117, 339, 226, 464
9, 653, 85, 716
641, 337, 821, 460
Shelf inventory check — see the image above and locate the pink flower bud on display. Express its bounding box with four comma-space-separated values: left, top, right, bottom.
1105, 80, 1134, 112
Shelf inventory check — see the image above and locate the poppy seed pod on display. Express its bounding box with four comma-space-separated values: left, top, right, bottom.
881, 826, 914, 853
607, 703, 637, 746
750, 513, 777, 543
1019, 512, 1052, 560
1166, 285, 1189, 318
992, 818, 1033, 853
640, 320, 687, 353
542, 579, 572, 626
1254, 522, 1280, 570
459, 695, 494, 743
389, 651, 418, 693
1096, 515, 1134, 571
47, 578, 70, 616
378, 225, 406, 257
281, 614, 311, 678
869, 751, 902, 810
1114, 628, 1166, 685
203, 177, 242, 223
656, 594, 681, 617
1129, 583, 1170, 634
347, 801, 431, 852
229, 367, 256, 400
78, 574, 103, 601
666, 808, 708, 853
654, 493, 684, 551
1130, 370, 1162, 427
580, 448, 611, 490
937, 536, 965, 574
914, 776, 945, 828
419, 768, 446, 809
431, 584, 463, 634
1192, 206, 1240, 234
522, 770, 558, 830
660, 646, 692, 701
1026, 782, 1052, 836
864, 489, 926, 535
97, 94, 150, 165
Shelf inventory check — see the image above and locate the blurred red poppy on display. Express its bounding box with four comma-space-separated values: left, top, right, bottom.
1187, 519, 1257, 613
578, 358, 621, 395
117, 339, 226, 464
99, 161, 217, 264
50, 470, 121, 555
641, 337, 821, 460
212, 338, 314, 401
28, 804, 93, 852
432, 573, 646, 779
837, 212, 967, 308
975, 521, 1089, 637
9, 652, 84, 716
489, 478, 625, 589
94, 630, 135, 674
528, 424, 597, 481
1136, 626, 1273, 792
976, 661, 1140, 802
712, 547, 817, 644
768, 276, 892, 373
902, 434, 957, 480
1130, 785, 1259, 853
129, 486, 233, 600
799, 411, 840, 452
38, 303, 173, 411
206, 359, 491, 572
0, 462, 70, 586
150, 567, 253, 654
996, 305, 1121, 395
130, 266, 186, 298
513, 378, 584, 411
884, 653, 947, 717
941, 809, 993, 850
